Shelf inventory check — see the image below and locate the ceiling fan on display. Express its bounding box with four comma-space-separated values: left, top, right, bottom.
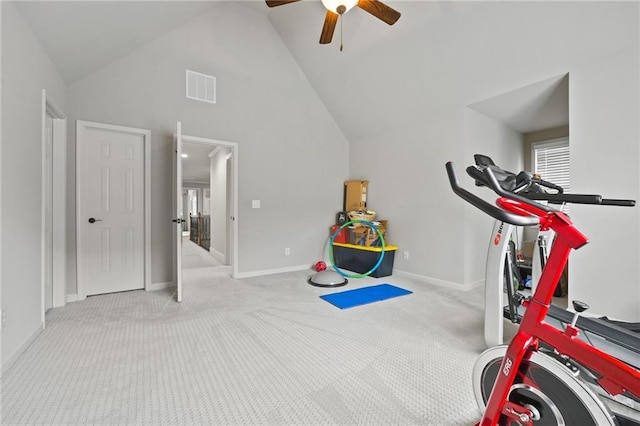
265, 0, 401, 47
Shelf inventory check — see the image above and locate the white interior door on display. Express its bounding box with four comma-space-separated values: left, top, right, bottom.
174, 122, 183, 302
77, 121, 149, 297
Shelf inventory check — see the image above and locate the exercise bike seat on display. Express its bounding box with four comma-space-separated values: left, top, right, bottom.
467, 165, 518, 191
470, 155, 548, 193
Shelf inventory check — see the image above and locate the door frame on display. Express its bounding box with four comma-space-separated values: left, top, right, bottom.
178, 132, 239, 279
41, 90, 67, 325
76, 120, 151, 300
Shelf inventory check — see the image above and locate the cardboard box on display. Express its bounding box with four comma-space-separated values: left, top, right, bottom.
349, 220, 387, 247
332, 243, 398, 278
522, 240, 535, 260
344, 180, 368, 212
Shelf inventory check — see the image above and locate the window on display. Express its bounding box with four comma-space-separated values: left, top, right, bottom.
531, 138, 570, 194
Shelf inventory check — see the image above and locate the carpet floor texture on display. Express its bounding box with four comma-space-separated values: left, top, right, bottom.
2, 263, 487, 425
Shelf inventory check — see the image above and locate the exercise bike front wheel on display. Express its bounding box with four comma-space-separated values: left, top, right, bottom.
472, 345, 617, 425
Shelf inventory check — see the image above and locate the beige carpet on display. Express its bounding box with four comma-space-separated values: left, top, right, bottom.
1, 267, 486, 425
181, 236, 225, 269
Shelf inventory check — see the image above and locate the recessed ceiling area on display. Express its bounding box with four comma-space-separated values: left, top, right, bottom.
468, 74, 569, 134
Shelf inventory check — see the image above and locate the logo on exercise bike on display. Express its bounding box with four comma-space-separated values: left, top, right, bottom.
503, 357, 513, 376
494, 223, 504, 245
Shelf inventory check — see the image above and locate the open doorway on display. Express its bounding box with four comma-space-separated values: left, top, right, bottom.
181, 163, 219, 270
173, 123, 239, 301
177, 133, 238, 276
41, 90, 67, 325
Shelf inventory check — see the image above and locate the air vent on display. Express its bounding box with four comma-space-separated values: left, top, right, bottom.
186, 70, 216, 104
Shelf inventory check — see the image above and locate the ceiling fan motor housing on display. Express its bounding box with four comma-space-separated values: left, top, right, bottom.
266, 0, 401, 45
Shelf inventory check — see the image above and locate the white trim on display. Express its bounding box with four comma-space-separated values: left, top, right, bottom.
179, 133, 239, 279
45, 98, 66, 120
234, 265, 311, 279
147, 281, 175, 292
208, 146, 221, 158
1, 323, 43, 377
76, 120, 151, 299
144, 125, 151, 293
41, 90, 68, 330
393, 270, 484, 292
66, 294, 80, 303
52, 116, 67, 307
40, 93, 47, 326
209, 247, 226, 263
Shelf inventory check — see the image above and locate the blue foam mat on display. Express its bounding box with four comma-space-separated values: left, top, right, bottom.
320, 283, 412, 309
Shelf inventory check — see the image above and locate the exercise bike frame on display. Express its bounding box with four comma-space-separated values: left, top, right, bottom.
445, 162, 640, 426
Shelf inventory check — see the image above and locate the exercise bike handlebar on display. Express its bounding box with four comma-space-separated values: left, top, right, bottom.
599, 198, 636, 207
525, 193, 635, 206
470, 154, 636, 207
526, 192, 603, 204
445, 162, 540, 227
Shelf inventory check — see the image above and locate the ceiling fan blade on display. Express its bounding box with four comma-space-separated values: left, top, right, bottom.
357, 0, 401, 25
319, 10, 339, 44
265, 0, 301, 7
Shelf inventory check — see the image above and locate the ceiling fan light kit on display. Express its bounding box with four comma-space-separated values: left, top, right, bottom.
266, 0, 400, 50
321, 0, 358, 15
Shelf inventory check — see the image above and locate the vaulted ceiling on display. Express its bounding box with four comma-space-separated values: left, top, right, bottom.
13, 1, 569, 143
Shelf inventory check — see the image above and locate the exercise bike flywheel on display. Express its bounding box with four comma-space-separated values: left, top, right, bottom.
472, 346, 617, 425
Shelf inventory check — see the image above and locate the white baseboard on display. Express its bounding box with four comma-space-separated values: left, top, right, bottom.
234, 265, 311, 279
209, 247, 226, 264
147, 281, 174, 292
2, 322, 43, 377
393, 270, 484, 292
66, 281, 174, 301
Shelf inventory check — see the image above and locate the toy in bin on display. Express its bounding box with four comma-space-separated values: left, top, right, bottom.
350, 219, 387, 247
347, 210, 376, 227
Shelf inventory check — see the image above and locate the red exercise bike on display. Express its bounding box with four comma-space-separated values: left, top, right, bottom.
446, 161, 640, 425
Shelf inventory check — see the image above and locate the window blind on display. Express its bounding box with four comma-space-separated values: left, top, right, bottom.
533, 139, 570, 193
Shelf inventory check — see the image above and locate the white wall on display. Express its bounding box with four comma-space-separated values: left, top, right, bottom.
463, 109, 523, 287
65, 2, 349, 291
570, 48, 640, 319
342, 2, 640, 319
210, 148, 230, 261
1, 2, 66, 370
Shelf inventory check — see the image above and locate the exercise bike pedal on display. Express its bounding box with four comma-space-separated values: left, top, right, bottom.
513, 292, 528, 306
502, 294, 529, 323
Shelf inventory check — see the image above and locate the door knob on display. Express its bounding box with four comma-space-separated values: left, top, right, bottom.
88, 217, 102, 224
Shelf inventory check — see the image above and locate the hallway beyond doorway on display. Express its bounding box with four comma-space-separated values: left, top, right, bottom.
181, 235, 224, 269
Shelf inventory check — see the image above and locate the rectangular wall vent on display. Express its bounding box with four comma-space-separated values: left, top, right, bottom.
186, 70, 216, 104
